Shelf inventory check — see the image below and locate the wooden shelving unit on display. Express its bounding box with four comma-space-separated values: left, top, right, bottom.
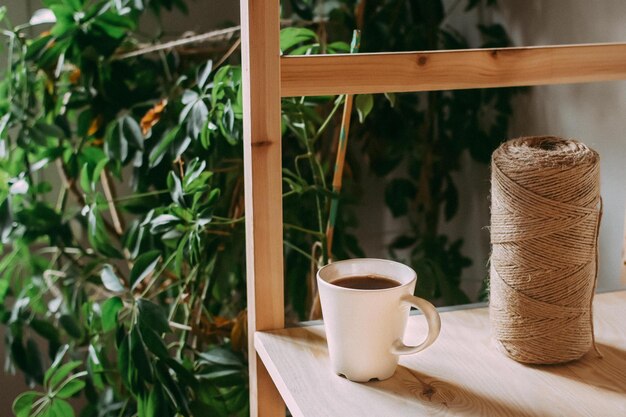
239, 1, 626, 416
256, 291, 626, 417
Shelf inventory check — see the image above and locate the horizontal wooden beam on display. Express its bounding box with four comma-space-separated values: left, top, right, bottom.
280, 42, 626, 97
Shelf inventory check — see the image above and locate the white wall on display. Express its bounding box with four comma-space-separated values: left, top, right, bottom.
355, 1, 626, 300
498, 0, 626, 292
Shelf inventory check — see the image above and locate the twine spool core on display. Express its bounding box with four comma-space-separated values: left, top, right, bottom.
490, 136, 601, 364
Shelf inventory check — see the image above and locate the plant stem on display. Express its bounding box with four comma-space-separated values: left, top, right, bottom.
284, 240, 318, 263
113, 26, 241, 60
214, 38, 241, 69
304, 138, 325, 240
313, 95, 344, 144
113, 189, 169, 201
191, 274, 211, 349
141, 251, 177, 298
284, 223, 323, 237
117, 399, 130, 417
212, 215, 245, 224
23, 151, 37, 201
56, 158, 120, 239
30, 397, 50, 417
167, 265, 197, 320
100, 169, 125, 236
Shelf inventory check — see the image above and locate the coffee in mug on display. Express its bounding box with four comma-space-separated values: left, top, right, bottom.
331, 275, 400, 290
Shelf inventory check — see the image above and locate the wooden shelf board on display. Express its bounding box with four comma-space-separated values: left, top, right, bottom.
255, 291, 626, 417
281, 42, 626, 97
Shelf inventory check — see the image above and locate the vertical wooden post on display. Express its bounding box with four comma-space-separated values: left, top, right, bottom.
240, 0, 285, 416
622, 206, 626, 284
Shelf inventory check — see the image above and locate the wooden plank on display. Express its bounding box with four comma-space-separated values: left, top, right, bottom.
256, 291, 626, 417
239, 0, 285, 416
281, 42, 626, 97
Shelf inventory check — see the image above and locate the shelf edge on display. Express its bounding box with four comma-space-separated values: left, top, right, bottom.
255, 331, 308, 417
281, 42, 626, 97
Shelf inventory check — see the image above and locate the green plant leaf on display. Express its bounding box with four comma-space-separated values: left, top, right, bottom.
478, 23, 511, 48
117, 334, 132, 390
46, 360, 82, 390
79, 163, 92, 193
443, 179, 459, 221
327, 41, 350, 53
100, 264, 124, 292
35, 121, 64, 138
384, 178, 417, 217
181, 89, 199, 106
48, 345, 70, 376
137, 299, 170, 334
59, 315, 83, 339
164, 358, 196, 386
196, 60, 213, 90
197, 347, 242, 367
200, 119, 214, 149
93, 11, 135, 39
197, 369, 244, 386
29, 8, 57, 25
0, 199, 13, 243
130, 250, 161, 290
411, 258, 438, 300
13, 392, 44, 417
131, 327, 153, 386
101, 296, 123, 332
92, 157, 109, 184
149, 214, 180, 234
465, 0, 480, 11
279, 27, 318, 53
155, 360, 191, 416
167, 171, 184, 206
48, 398, 74, 417
26, 34, 55, 60
174, 233, 188, 276
63, 0, 83, 12
355, 94, 374, 123
384, 92, 396, 108
145, 385, 165, 417
56, 378, 85, 399
190, 100, 208, 139
49, 5, 76, 37
87, 206, 124, 259
30, 318, 60, 343
138, 324, 169, 359
149, 126, 180, 167
105, 120, 129, 162
26, 338, 45, 384
0, 277, 10, 305
121, 116, 143, 150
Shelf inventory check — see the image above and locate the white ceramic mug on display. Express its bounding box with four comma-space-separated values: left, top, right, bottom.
317, 258, 441, 382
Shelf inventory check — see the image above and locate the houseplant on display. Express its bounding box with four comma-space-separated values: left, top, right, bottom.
0, 0, 518, 415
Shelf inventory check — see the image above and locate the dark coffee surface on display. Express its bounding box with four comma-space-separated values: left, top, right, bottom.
331, 275, 400, 290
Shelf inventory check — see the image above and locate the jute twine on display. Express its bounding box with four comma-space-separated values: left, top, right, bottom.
489, 136, 602, 364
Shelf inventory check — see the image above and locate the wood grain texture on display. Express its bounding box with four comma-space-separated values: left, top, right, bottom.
240, 0, 284, 415
281, 43, 626, 97
256, 291, 626, 417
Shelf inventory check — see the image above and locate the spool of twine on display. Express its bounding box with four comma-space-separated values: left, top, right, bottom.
489, 136, 602, 364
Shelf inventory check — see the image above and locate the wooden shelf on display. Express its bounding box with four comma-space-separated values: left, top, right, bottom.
281, 43, 626, 97
255, 291, 626, 417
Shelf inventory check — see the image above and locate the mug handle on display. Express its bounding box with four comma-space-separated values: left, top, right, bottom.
391, 294, 441, 355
